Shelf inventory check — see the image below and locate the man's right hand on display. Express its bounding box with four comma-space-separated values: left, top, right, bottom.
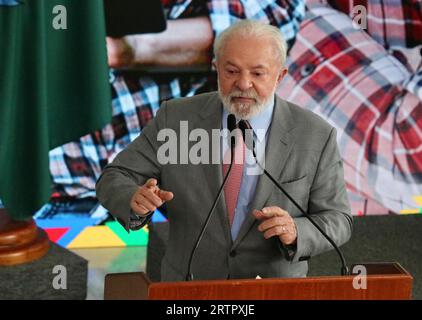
130, 178, 174, 216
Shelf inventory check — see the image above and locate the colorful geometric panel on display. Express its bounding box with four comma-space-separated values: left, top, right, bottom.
106, 221, 149, 246
35, 208, 166, 248
35, 217, 100, 247
413, 196, 422, 207
399, 195, 422, 215
400, 209, 421, 215
67, 226, 125, 248
44, 227, 69, 243
152, 209, 167, 223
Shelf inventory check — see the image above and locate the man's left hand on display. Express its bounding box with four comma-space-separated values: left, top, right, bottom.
253, 206, 297, 246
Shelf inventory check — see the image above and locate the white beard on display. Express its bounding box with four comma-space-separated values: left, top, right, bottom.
218, 84, 275, 120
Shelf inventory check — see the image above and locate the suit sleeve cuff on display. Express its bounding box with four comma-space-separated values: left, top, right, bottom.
127, 210, 154, 231
278, 240, 297, 261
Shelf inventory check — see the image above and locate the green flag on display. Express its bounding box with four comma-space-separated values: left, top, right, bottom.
0, 0, 112, 219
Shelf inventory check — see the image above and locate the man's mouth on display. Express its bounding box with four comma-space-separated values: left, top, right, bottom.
231, 97, 255, 103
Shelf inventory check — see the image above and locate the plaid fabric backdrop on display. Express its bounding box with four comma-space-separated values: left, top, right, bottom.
277, 2, 422, 214
326, 0, 422, 49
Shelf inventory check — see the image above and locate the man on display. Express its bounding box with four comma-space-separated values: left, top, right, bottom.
96, 20, 353, 281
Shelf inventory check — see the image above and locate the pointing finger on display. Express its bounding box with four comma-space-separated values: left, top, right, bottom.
158, 189, 174, 202
140, 187, 163, 207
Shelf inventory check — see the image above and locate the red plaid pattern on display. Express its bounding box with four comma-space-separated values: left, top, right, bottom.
311, 0, 422, 48
277, 3, 422, 214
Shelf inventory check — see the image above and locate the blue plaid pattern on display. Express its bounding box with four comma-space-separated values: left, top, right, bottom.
208, 0, 305, 47
48, 0, 306, 199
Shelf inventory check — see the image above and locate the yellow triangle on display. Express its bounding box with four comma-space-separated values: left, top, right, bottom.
412, 196, 422, 206
68, 226, 125, 249
399, 209, 420, 215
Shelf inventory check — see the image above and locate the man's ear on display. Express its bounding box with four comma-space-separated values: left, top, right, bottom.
276, 67, 288, 85
212, 59, 218, 72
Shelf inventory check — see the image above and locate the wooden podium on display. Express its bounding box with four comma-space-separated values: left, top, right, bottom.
104, 262, 413, 300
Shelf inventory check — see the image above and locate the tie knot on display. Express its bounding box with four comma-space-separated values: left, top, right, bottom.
238, 120, 252, 131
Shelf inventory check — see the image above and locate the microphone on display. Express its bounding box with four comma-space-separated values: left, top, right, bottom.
186, 114, 237, 281
238, 120, 350, 276
227, 113, 237, 149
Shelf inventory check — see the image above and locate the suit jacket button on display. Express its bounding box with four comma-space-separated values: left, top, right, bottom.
229, 250, 237, 257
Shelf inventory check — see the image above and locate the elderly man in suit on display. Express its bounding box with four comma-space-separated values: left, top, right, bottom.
96, 20, 353, 281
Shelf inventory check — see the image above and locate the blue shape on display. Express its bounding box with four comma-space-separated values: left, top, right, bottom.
35, 217, 100, 247
152, 208, 168, 223
0, 0, 22, 6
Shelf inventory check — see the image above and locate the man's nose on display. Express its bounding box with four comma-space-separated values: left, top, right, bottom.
235, 74, 253, 91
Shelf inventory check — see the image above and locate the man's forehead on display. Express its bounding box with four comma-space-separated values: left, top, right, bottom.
220, 36, 278, 62
224, 60, 270, 69
224, 35, 272, 51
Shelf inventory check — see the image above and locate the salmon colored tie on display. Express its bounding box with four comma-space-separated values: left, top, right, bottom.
222, 127, 246, 226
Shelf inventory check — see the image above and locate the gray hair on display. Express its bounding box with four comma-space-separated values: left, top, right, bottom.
213, 20, 287, 67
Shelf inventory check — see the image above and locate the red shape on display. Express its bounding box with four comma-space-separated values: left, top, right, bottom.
44, 228, 69, 243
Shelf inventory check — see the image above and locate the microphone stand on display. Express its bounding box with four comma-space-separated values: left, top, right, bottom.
186, 115, 237, 281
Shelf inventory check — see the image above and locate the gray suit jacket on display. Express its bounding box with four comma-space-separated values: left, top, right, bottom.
96, 91, 353, 281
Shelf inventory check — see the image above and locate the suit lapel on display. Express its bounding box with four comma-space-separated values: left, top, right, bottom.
231, 96, 296, 250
